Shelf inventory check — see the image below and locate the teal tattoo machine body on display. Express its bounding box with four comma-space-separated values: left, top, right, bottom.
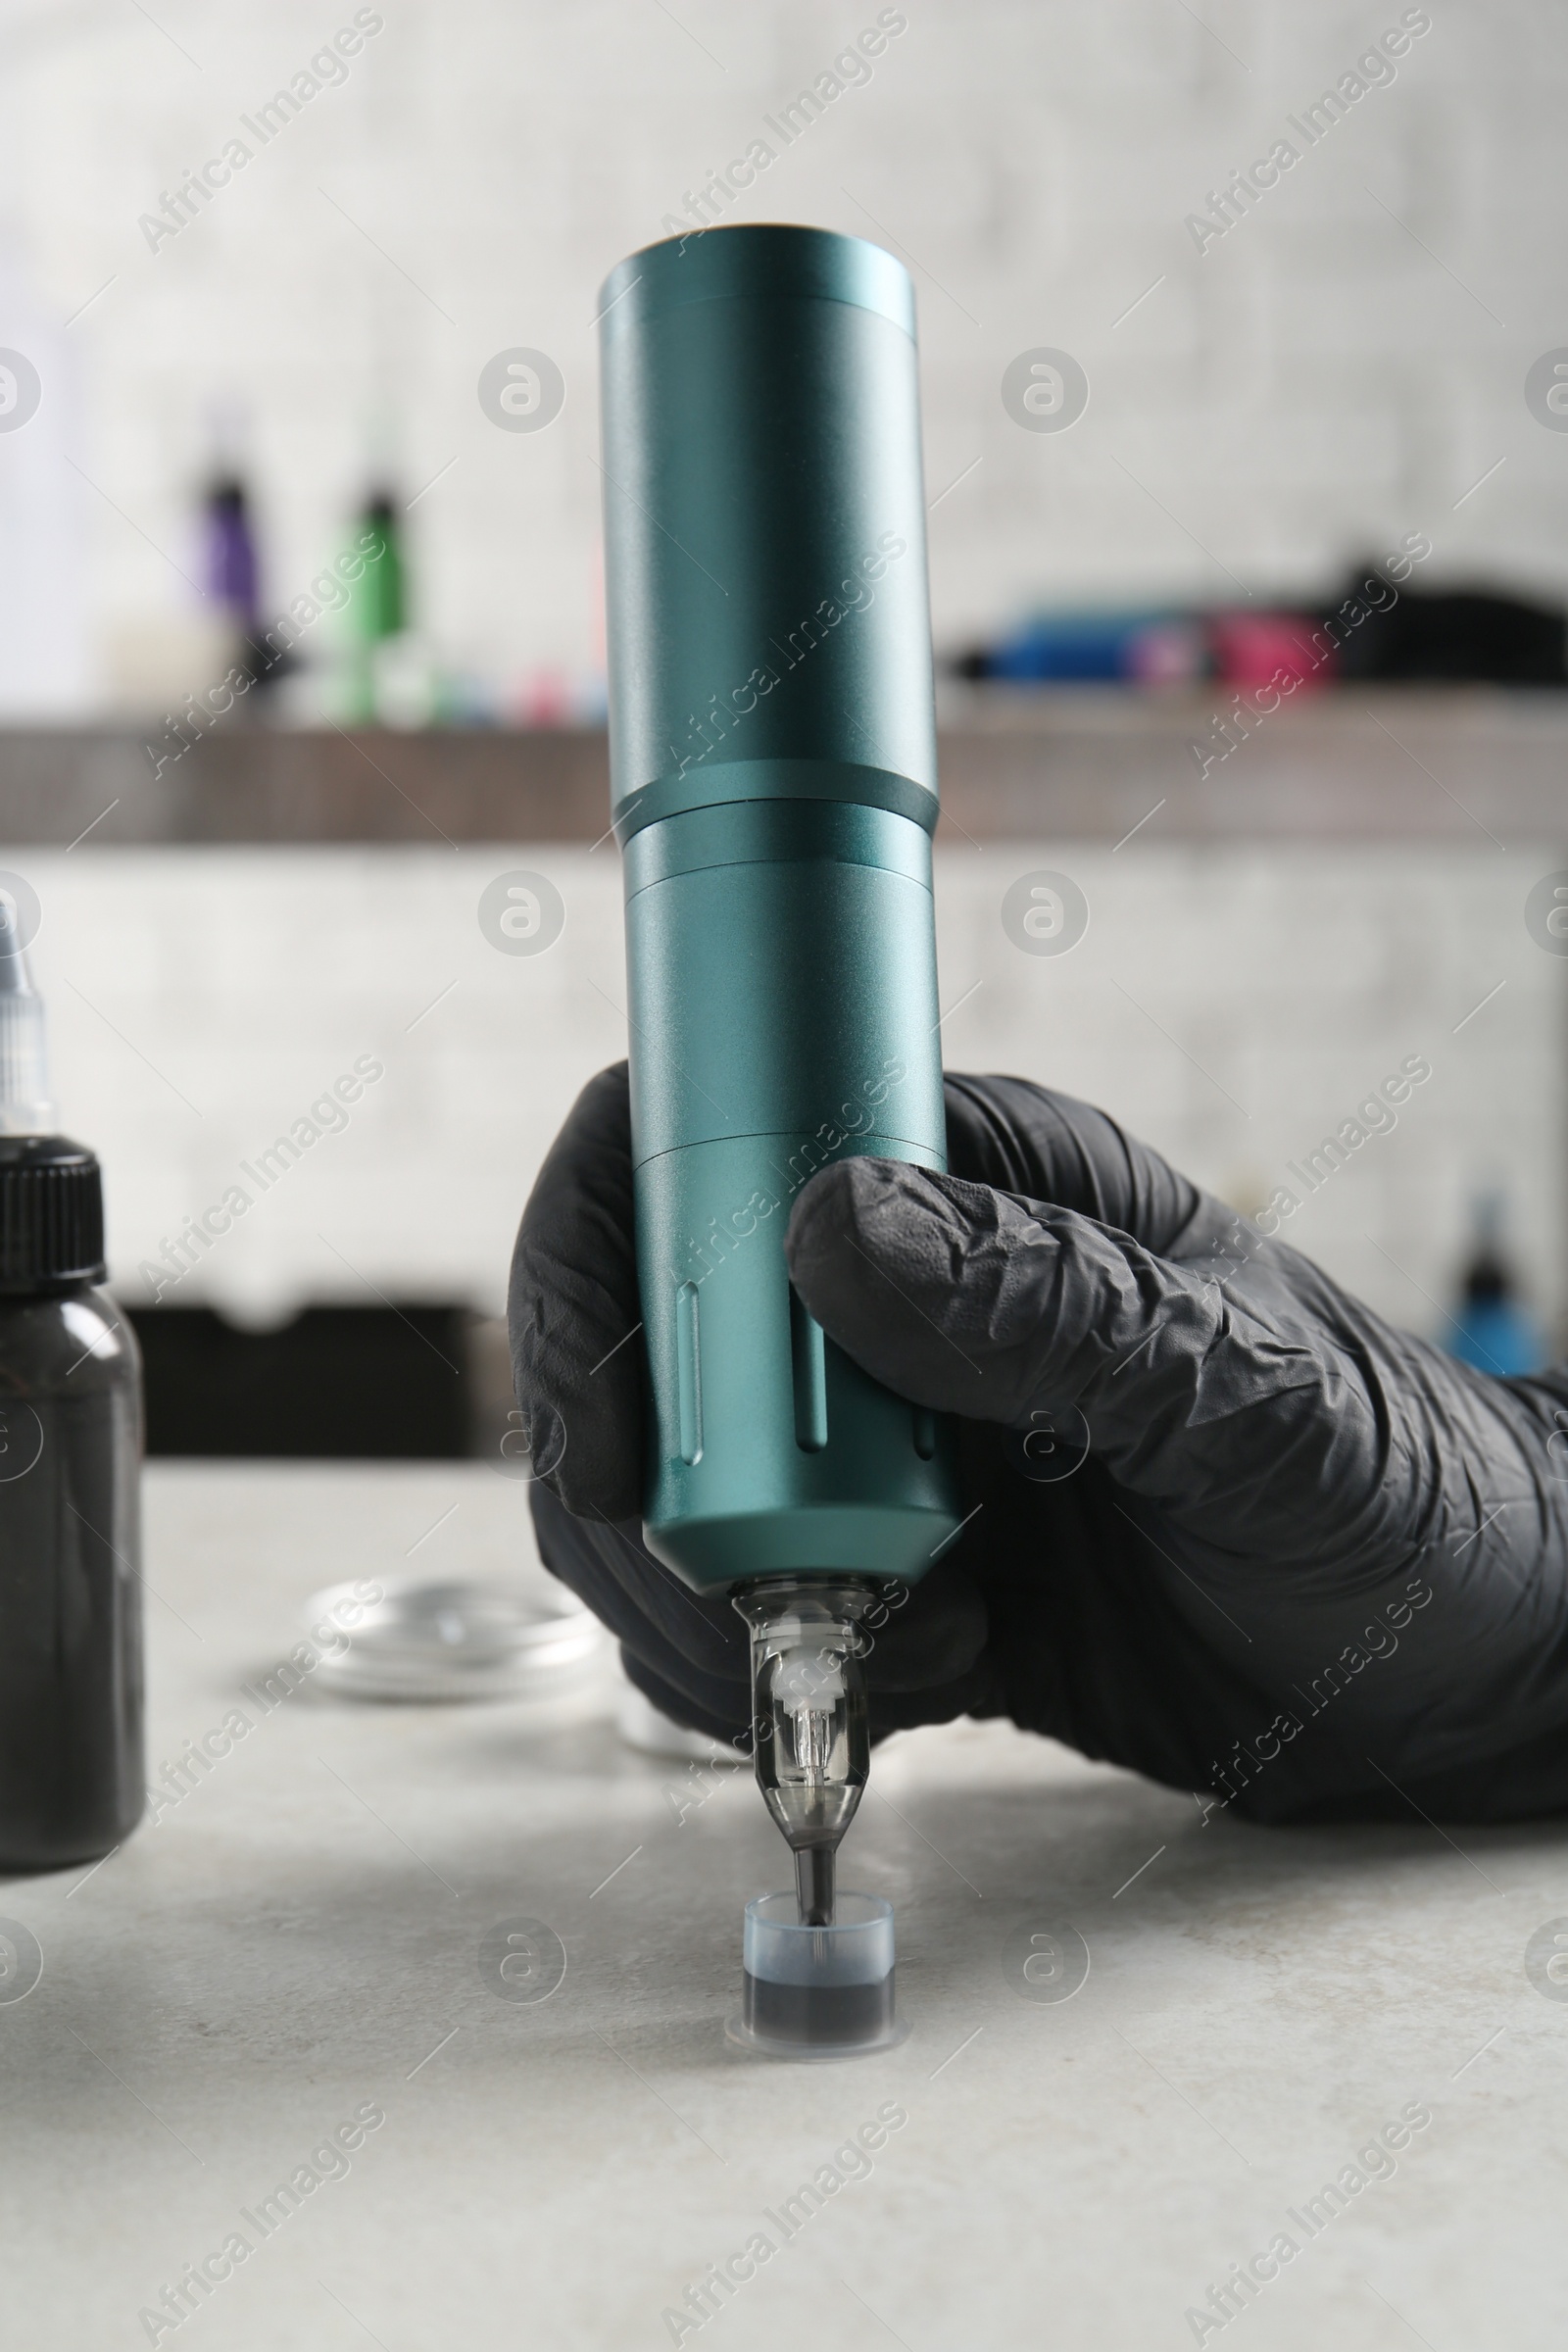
598, 224, 960, 1954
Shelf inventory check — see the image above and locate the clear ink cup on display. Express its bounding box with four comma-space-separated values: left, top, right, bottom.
727, 1891, 906, 2061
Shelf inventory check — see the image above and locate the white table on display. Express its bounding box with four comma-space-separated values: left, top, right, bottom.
5, 1464, 1561, 2350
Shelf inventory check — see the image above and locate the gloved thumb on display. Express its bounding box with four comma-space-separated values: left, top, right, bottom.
784, 1157, 1380, 1538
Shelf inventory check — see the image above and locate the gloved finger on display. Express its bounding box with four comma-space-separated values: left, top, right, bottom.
857, 1553, 990, 1693
619, 1648, 751, 1750
509, 1062, 644, 1522
785, 1157, 1389, 1558
944, 1073, 1233, 1265
531, 1485, 749, 1698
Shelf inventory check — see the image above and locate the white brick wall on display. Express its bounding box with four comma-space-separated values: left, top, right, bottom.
21, 838, 1567, 1352
938, 838, 1568, 1346
2, 0, 1562, 713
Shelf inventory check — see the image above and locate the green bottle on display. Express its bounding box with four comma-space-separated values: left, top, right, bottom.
343, 491, 406, 723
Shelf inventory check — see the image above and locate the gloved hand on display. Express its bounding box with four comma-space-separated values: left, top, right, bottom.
510, 1063, 1568, 1823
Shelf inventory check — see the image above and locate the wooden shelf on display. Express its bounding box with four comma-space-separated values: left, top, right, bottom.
2, 689, 1565, 846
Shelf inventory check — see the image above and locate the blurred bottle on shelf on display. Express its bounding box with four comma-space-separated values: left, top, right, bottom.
1447, 1192, 1543, 1376
515, 665, 572, 727
1333, 573, 1567, 685
341, 488, 399, 723
951, 606, 1329, 693
499, 665, 607, 728
953, 609, 1200, 685
202, 475, 258, 638
200, 472, 287, 702
339, 487, 436, 727
357, 490, 405, 643
1207, 612, 1325, 695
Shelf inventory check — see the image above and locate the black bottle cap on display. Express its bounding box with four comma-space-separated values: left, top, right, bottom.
0, 1135, 107, 1293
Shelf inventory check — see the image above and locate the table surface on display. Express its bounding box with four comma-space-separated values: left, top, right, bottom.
5, 1464, 1563, 2351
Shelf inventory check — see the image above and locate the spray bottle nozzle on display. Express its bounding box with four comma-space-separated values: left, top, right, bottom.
733, 1581, 878, 1928
0, 892, 53, 1139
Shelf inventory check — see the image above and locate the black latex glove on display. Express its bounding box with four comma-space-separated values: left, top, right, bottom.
510, 1063, 1568, 1823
